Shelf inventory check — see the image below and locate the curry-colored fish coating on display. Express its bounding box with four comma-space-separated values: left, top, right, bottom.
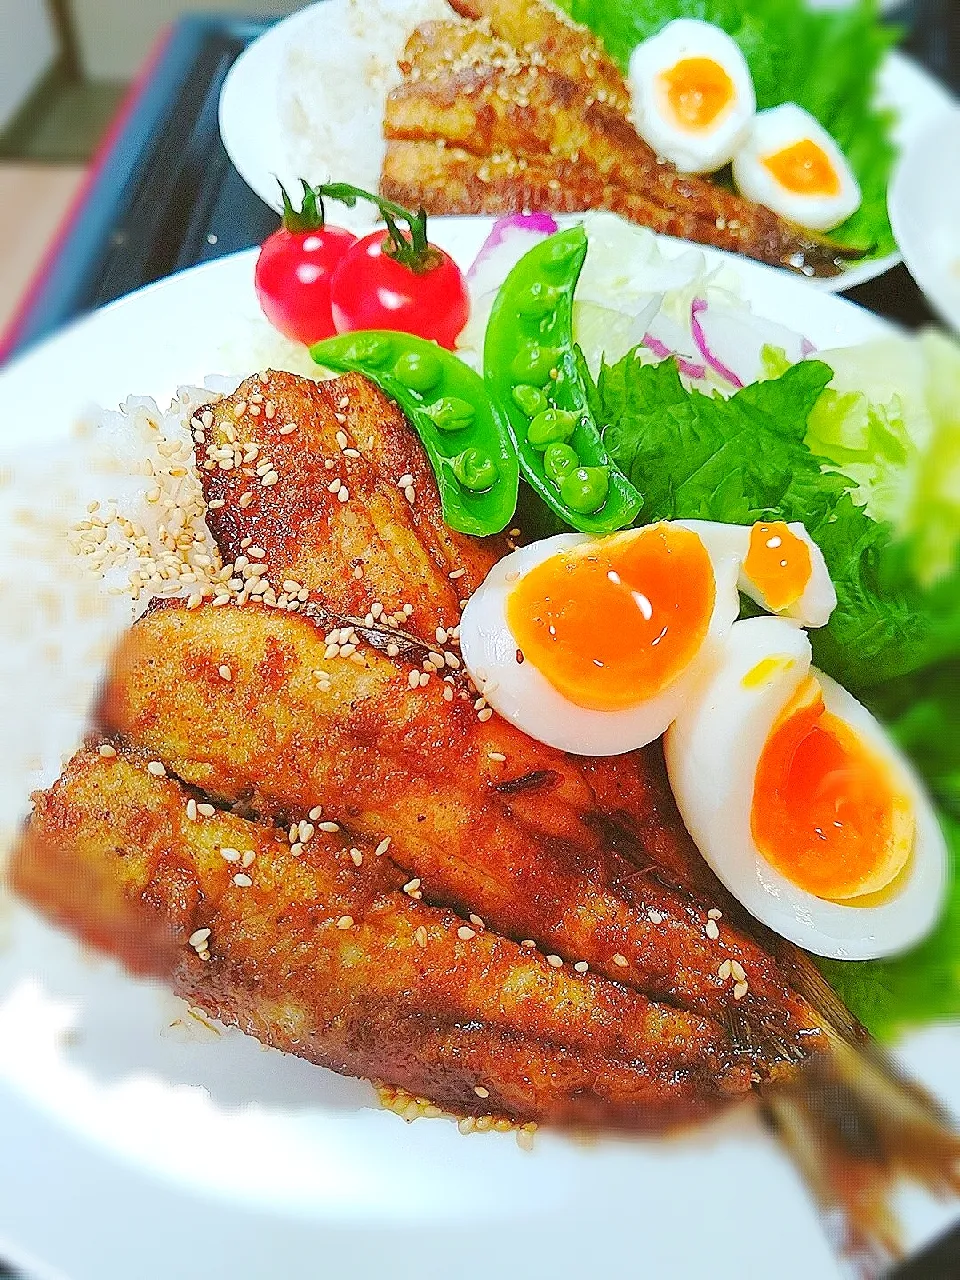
199, 371, 502, 645
381, 8, 859, 277
13, 748, 739, 1128
97, 596, 829, 1077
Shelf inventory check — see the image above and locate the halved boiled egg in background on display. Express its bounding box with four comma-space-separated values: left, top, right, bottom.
628, 19, 756, 174
732, 103, 862, 232
679, 518, 837, 628
665, 616, 947, 959
459, 524, 741, 756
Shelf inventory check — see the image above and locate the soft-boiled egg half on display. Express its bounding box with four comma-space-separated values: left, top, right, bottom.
665, 616, 947, 959
459, 524, 742, 755
628, 19, 756, 174
679, 518, 836, 628
733, 104, 861, 233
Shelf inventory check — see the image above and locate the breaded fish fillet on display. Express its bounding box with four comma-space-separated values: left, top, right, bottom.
13, 748, 739, 1128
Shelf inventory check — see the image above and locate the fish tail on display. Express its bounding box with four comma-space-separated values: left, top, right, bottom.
764, 1032, 960, 1275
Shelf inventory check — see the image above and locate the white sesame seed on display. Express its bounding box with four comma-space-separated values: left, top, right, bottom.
233, 873, 253, 888
221, 847, 241, 862
477, 708, 493, 723
189, 928, 211, 947
147, 761, 166, 777
404, 878, 421, 896
415, 926, 428, 948
408, 670, 420, 690
198, 803, 215, 817
612, 953, 628, 968
574, 961, 589, 974
730, 960, 747, 983
337, 486, 349, 503
309, 806, 323, 822
241, 850, 256, 869
397, 473, 414, 488
474, 1086, 489, 1098
718, 960, 732, 981
186, 798, 198, 821
404, 485, 416, 503
647, 909, 664, 925
218, 665, 232, 682
279, 422, 297, 436
319, 821, 340, 834
733, 981, 749, 1001
705, 919, 720, 941
375, 837, 391, 856
299, 821, 315, 843
458, 926, 477, 941
708, 908, 723, 920
290, 842, 303, 857
336, 915, 354, 930
469, 915, 484, 929
488, 752, 506, 762
442, 686, 454, 701
521, 940, 536, 949
98, 743, 117, 758
546, 954, 563, 968
350, 848, 363, 866
448, 568, 466, 580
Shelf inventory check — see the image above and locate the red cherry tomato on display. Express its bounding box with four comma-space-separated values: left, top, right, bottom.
255, 224, 356, 345
330, 231, 470, 350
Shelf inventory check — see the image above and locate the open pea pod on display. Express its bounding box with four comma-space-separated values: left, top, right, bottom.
483, 225, 643, 534
310, 330, 519, 537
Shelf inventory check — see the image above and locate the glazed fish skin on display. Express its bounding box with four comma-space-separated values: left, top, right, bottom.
12, 748, 738, 1128
383, 16, 854, 276
98, 597, 827, 1076
199, 371, 502, 644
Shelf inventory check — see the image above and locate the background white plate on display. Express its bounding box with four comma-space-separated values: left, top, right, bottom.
889, 104, 960, 332
218, 3, 956, 295
0, 221, 958, 1280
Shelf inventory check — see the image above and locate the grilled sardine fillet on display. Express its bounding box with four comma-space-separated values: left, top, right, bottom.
198, 371, 503, 646
13, 747, 740, 1129
382, 14, 858, 277
97, 597, 828, 1079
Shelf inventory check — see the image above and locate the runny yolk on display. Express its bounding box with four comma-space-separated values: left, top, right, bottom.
506, 524, 716, 712
659, 57, 735, 132
751, 678, 914, 901
762, 138, 841, 197
744, 521, 812, 612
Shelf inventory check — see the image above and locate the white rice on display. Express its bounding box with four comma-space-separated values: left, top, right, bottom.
277, 0, 449, 231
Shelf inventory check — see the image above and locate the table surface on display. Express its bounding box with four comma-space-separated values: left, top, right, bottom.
0, 3, 958, 1277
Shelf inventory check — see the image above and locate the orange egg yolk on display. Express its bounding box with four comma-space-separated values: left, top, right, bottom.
505, 525, 716, 712
751, 678, 914, 900
743, 522, 812, 612
659, 57, 735, 132
761, 139, 841, 197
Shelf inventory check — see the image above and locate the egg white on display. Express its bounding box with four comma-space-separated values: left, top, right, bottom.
629, 19, 756, 174
664, 616, 947, 959
459, 529, 741, 756
732, 103, 861, 233
678, 519, 836, 628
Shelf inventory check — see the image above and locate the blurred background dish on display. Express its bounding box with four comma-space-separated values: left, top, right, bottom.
889, 106, 960, 333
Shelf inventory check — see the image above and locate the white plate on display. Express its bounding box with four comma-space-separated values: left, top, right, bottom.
218, 4, 955, 295
889, 104, 960, 332
0, 223, 958, 1280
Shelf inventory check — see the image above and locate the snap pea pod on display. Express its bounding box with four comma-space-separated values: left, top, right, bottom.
483, 225, 643, 534
310, 330, 519, 537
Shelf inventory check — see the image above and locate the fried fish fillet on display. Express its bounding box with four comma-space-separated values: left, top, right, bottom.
381, 13, 858, 276
198, 371, 502, 645
13, 747, 738, 1128
96, 596, 828, 1078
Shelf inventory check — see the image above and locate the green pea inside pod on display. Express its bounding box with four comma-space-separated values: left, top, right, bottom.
527, 408, 579, 451
516, 281, 562, 320
561, 465, 610, 514
510, 342, 562, 387
337, 332, 394, 366
543, 442, 579, 487
451, 447, 499, 493
392, 347, 442, 394
423, 396, 476, 432
512, 384, 549, 419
